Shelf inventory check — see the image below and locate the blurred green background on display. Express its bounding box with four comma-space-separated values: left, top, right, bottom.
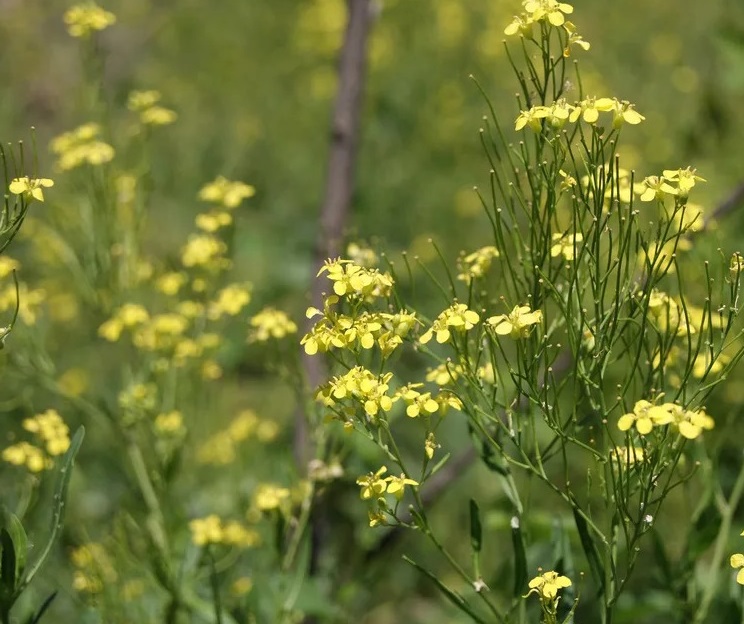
2, 0, 744, 622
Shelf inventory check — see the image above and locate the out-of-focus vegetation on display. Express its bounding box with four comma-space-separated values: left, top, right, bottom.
1, 0, 744, 623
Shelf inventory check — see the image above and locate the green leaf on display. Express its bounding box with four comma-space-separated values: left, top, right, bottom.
572, 508, 604, 594
469, 499, 482, 554
21, 426, 85, 590
402, 555, 488, 624
0, 507, 27, 599
510, 515, 527, 597
24, 591, 57, 624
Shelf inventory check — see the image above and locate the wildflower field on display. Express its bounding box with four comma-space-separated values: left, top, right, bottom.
2, 1, 744, 623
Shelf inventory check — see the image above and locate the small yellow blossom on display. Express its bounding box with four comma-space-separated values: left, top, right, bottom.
636, 175, 677, 202
457, 246, 500, 282
617, 400, 666, 435
356, 466, 388, 500
317, 258, 393, 299
425, 433, 439, 460
385, 473, 419, 500
50, 123, 114, 170
208, 283, 252, 318
0, 257, 19, 279
254, 484, 291, 511
487, 305, 542, 339
569, 97, 614, 124
23, 409, 70, 456
2, 442, 50, 472
663, 167, 705, 199
189, 515, 223, 546
180, 234, 230, 270
196, 211, 232, 232
64, 2, 116, 37
609, 446, 645, 466
9, 177, 54, 202
527, 570, 572, 599
249, 307, 298, 341
154, 411, 184, 434
346, 242, 378, 267
420, 303, 480, 344
515, 106, 550, 132
550, 232, 583, 261
425, 362, 463, 386
562, 20, 590, 55
731, 252, 744, 278
231, 577, 254, 596
156, 272, 188, 296
198, 176, 255, 209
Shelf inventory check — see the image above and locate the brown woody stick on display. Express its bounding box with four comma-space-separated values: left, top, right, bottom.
295, 0, 375, 469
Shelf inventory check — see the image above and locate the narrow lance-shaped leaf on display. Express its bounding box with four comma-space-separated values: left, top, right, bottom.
20, 426, 85, 590
510, 514, 527, 597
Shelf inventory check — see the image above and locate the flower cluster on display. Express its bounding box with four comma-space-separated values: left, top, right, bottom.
8, 177, 54, 203
127, 90, 177, 126
515, 97, 644, 132
457, 245, 500, 283
64, 2, 116, 38
70, 543, 116, 594
317, 258, 393, 299
2, 409, 71, 472
487, 304, 542, 339
253, 483, 291, 512
550, 232, 583, 261
189, 515, 260, 548
505, 0, 574, 33
618, 400, 714, 440
317, 367, 397, 420
50, 123, 114, 171
248, 307, 298, 342
635, 167, 705, 202
198, 176, 256, 209
197, 410, 279, 465
180, 234, 231, 271
419, 302, 480, 345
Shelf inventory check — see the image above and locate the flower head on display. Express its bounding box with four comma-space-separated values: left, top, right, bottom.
527, 570, 572, 599
420, 303, 480, 345
64, 2, 116, 37
487, 305, 542, 339
9, 177, 54, 203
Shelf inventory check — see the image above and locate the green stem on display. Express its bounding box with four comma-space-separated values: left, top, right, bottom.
692, 460, 744, 624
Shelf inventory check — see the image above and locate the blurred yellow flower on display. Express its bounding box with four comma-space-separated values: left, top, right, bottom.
249, 307, 298, 341
64, 2, 116, 38
198, 176, 255, 209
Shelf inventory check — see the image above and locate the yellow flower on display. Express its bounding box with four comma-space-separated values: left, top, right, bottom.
140, 106, 177, 126
636, 175, 677, 202
385, 473, 419, 500
515, 106, 550, 132
156, 272, 187, 296
231, 577, 254, 596
732, 553, 744, 585
208, 283, 252, 318
487, 305, 542, 339
672, 406, 714, 440
617, 400, 660, 435
198, 176, 255, 209
609, 446, 645, 466
457, 246, 500, 282
425, 362, 462, 386
50, 123, 114, 170
663, 167, 705, 199
524, 0, 573, 27
9, 177, 54, 202
0, 257, 19, 279
569, 97, 614, 124
127, 90, 161, 111
196, 211, 232, 232
180, 234, 230, 270
527, 570, 572, 599
154, 411, 184, 434
254, 484, 291, 511
64, 2, 116, 38
425, 433, 439, 460
249, 307, 298, 341
23, 409, 70, 456
562, 20, 590, 56
550, 232, 583, 261
2, 442, 50, 472
356, 466, 388, 499
420, 303, 480, 344
189, 515, 223, 546
731, 252, 744, 278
